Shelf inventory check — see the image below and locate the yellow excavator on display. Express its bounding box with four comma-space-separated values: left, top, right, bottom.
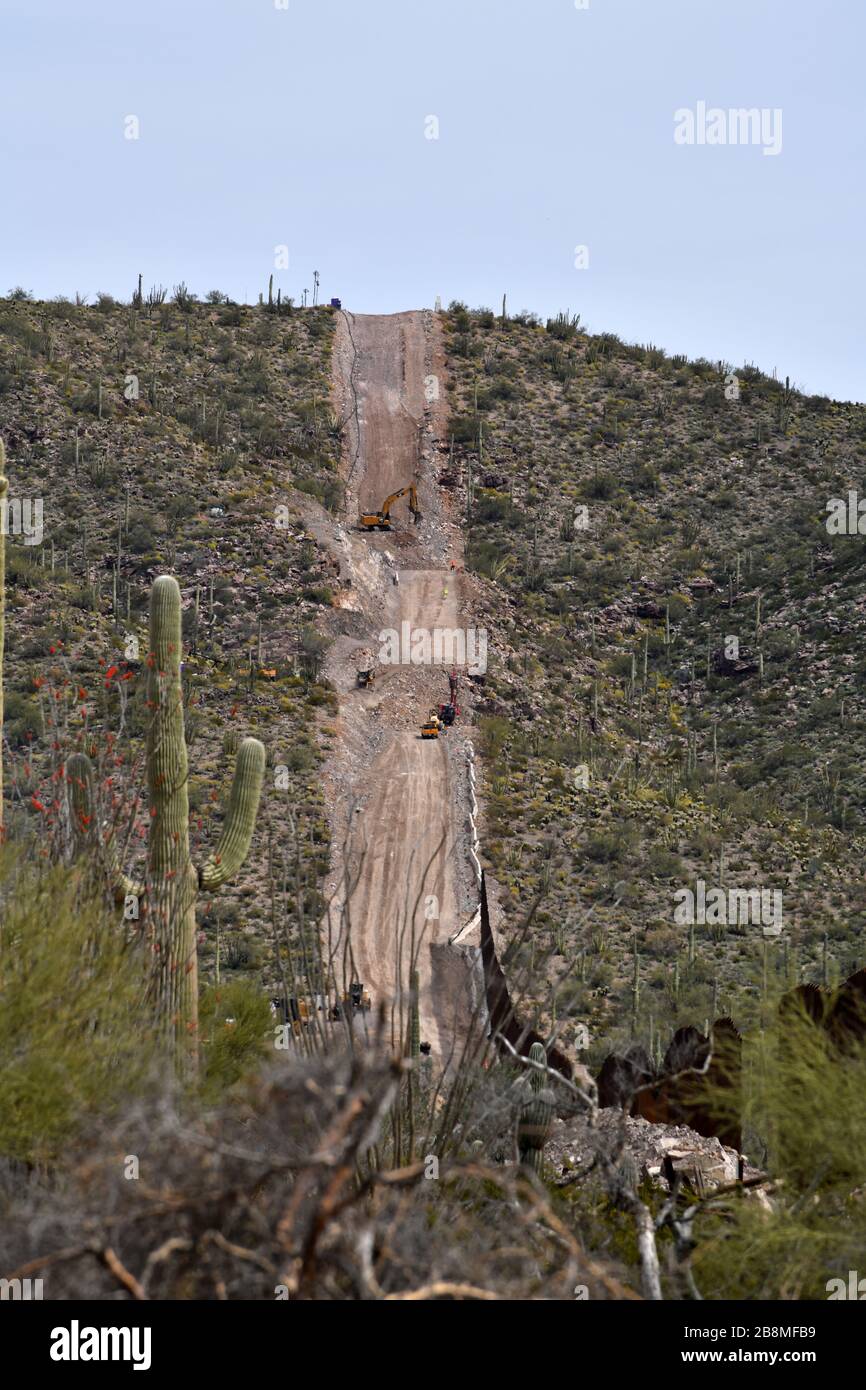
359, 484, 421, 531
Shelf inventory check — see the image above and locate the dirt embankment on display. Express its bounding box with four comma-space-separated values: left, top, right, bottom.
319, 310, 484, 1064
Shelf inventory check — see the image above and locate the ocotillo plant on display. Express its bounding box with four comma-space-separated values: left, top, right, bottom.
0, 439, 6, 836
517, 1042, 555, 1176
66, 574, 265, 1059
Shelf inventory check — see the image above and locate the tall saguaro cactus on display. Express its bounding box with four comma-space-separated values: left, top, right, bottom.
146, 574, 201, 1048
0, 440, 6, 837
67, 574, 265, 1060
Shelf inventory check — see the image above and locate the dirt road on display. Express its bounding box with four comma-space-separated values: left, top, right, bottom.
324, 311, 481, 1063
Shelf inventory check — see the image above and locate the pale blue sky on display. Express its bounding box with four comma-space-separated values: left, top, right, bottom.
2, 0, 863, 400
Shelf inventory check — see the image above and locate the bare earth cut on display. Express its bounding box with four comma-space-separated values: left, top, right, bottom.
324, 311, 482, 1064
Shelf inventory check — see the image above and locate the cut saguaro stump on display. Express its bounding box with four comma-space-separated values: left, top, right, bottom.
597, 1019, 743, 1151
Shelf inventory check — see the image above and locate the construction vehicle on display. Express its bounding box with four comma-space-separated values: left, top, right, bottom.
355, 646, 376, 687
238, 665, 278, 680
437, 671, 459, 727
330, 982, 372, 1018
421, 712, 441, 739
359, 484, 421, 532
346, 980, 372, 1012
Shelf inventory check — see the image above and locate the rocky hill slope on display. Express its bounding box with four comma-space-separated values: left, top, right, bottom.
440, 302, 866, 1065
0, 290, 341, 989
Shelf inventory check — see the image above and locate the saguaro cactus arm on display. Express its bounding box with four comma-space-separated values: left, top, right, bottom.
198, 736, 265, 890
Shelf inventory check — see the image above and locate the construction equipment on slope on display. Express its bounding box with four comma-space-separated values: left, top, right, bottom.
438, 671, 460, 727
421, 712, 441, 739
347, 980, 372, 1012
355, 647, 376, 687
359, 484, 422, 532
329, 981, 372, 1019
439, 670, 460, 726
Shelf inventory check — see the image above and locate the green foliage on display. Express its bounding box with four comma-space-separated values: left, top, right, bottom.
0, 853, 155, 1163
198, 979, 272, 1102
472, 489, 522, 526
693, 1009, 866, 1299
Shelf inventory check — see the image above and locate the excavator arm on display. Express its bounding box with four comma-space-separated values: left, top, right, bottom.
381, 484, 421, 522
359, 483, 422, 530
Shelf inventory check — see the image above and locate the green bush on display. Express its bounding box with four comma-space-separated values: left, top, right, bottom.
199, 979, 272, 1103
693, 1012, 866, 1299
0, 854, 156, 1163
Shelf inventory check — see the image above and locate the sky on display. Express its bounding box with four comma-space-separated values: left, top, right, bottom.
1, 0, 863, 401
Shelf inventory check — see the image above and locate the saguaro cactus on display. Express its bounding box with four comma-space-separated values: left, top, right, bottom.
409, 968, 420, 1058
517, 1041, 555, 1176
0, 439, 6, 836
67, 574, 265, 1059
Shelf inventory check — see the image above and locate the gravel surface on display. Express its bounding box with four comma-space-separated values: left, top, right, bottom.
316, 310, 482, 1063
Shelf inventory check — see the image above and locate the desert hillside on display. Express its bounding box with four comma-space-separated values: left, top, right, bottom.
2, 289, 866, 1305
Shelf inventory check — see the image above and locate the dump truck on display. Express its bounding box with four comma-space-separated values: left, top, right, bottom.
356, 647, 376, 687
421, 713, 440, 739
359, 484, 421, 531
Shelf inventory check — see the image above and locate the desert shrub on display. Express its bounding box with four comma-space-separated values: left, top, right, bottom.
0, 854, 156, 1163
199, 980, 272, 1102
301, 585, 333, 607
2, 690, 42, 746
580, 470, 617, 500
450, 413, 480, 444
692, 1011, 866, 1299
